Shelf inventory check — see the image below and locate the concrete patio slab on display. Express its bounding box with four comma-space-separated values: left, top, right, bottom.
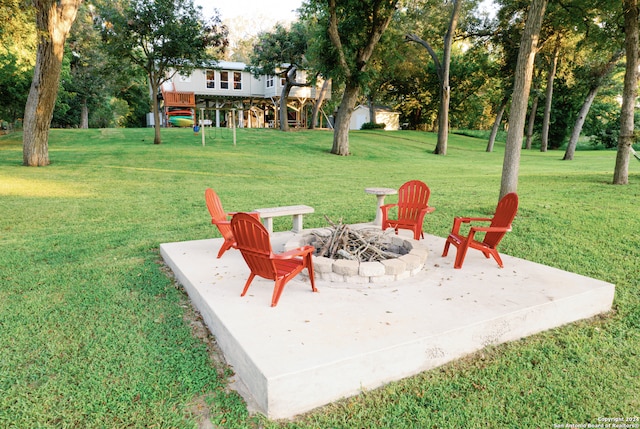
160, 230, 615, 420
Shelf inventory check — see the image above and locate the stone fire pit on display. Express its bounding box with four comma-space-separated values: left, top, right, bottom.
284, 224, 429, 287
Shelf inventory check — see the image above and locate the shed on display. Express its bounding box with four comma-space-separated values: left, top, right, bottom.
349, 105, 400, 130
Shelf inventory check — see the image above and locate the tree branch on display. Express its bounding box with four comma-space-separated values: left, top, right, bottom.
327, 0, 351, 78
405, 33, 443, 81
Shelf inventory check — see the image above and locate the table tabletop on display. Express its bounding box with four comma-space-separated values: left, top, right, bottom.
364, 187, 397, 196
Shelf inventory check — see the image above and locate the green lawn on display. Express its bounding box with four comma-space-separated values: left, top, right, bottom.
1, 128, 638, 428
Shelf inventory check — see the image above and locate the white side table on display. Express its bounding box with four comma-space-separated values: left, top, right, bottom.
364, 187, 397, 226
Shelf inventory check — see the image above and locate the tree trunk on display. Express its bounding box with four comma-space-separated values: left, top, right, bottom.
613, 0, 639, 184
525, 94, 538, 149
435, 83, 450, 155
151, 78, 162, 144
486, 96, 508, 152
368, 94, 376, 125
564, 50, 623, 160
279, 83, 291, 131
500, 0, 548, 199
279, 66, 300, 131
406, 1, 461, 155
540, 37, 560, 152
331, 81, 359, 155
563, 87, 598, 160
80, 98, 89, 129
310, 79, 330, 129
435, 0, 462, 155
327, 0, 396, 156
23, 0, 81, 166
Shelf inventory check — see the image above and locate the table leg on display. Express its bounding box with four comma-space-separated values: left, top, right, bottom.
373, 194, 386, 226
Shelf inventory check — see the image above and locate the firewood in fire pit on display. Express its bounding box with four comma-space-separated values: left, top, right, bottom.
310, 216, 405, 262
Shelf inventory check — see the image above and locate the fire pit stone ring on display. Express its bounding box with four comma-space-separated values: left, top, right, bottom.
284, 224, 429, 288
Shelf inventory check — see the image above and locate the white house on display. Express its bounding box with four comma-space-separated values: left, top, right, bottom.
349, 105, 400, 131
159, 61, 330, 129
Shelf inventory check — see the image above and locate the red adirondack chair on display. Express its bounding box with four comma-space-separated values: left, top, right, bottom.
442, 192, 519, 269
231, 212, 317, 307
205, 188, 239, 258
381, 180, 435, 240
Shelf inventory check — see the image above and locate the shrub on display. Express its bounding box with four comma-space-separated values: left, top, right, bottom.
361, 122, 386, 130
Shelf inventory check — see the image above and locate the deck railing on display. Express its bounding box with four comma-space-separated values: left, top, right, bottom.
163, 90, 195, 107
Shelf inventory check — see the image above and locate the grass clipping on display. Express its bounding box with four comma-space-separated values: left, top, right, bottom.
310, 216, 407, 262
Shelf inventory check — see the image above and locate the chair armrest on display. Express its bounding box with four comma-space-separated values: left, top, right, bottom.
225, 211, 260, 220
380, 203, 397, 213
456, 216, 493, 223
419, 206, 436, 216
470, 225, 512, 234
273, 245, 315, 260
466, 225, 511, 242
411, 206, 436, 226
212, 219, 231, 226
380, 204, 397, 225
450, 216, 492, 234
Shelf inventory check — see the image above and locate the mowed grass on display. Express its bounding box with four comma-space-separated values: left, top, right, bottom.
0, 127, 638, 428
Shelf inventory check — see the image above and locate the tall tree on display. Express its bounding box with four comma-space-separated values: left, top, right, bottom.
66, 3, 110, 129
22, 0, 82, 166
310, 78, 331, 129
486, 95, 508, 152
406, 0, 464, 155
524, 80, 540, 149
563, 50, 623, 160
539, 34, 560, 152
556, 0, 625, 159
499, 0, 548, 199
304, 0, 398, 155
99, 0, 227, 144
484, 4, 521, 153
613, 0, 639, 184
248, 22, 311, 131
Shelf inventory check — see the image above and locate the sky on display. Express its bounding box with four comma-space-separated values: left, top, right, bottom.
195, 0, 303, 35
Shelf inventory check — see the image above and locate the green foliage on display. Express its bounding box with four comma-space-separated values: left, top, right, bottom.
98, 0, 228, 88
303, 0, 398, 86
0, 52, 32, 121
591, 123, 620, 149
583, 96, 622, 139
248, 22, 310, 78
587, 110, 640, 150
360, 122, 386, 130
0, 128, 639, 427
545, 77, 579, 149
0, 2, 35, 122
448, 44, 501, 130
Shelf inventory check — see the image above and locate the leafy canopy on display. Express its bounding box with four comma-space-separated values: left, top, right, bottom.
98, 0, 228, 84
248, 22, 310, 78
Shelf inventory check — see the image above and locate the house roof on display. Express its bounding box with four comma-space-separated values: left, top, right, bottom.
216, 61, 247, 70
354, 104, 397, 113
199, 60, 247, 70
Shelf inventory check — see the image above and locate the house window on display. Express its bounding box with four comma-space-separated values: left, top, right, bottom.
206, 70, 215, 88
266, 76, 274, 88
220, 71, 229, 89
233, 72, 242, 90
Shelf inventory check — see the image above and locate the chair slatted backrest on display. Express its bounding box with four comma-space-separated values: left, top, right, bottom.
397, 180, 431, 221
485, 192, 519, 248
231, 213, 277, 281
205, 188, 232, 238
